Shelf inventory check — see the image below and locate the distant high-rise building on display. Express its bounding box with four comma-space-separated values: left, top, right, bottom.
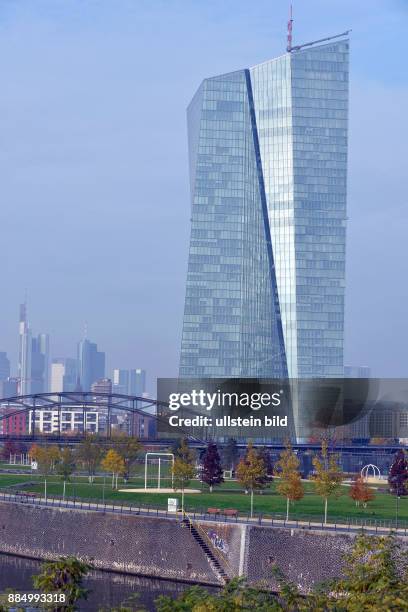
0, 378, 18, 399
31, 333, 50, 394
18, 302, 32, 395
0, 353, 10, 381
91, 378, 112, 395
91, 378, 112, 433
112, 368, 146, 397
77, 338, 105, 391
51, 358, 78, 392
129, 369, 146, 397
17, 303, 49, 395
113, 369, 129, 395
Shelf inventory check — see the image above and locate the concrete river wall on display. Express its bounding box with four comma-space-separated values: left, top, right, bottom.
0, 501, 406, 590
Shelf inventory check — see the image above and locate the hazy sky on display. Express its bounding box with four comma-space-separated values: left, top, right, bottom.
1, 0, 407, 392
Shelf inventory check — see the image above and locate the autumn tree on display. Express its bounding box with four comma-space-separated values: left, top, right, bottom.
172, 439, 196, 512
30, 445, 60, 501
236, 443, 267, 518
311, 440, 343, 524
1, 439, 21, 460
274, 441, 304, 521
349, 475, 375, 508
171, 437, 191, 459
29, 443, 40, 461
101, 449, 125, 489
370, 437, 388, 446
110, 432, 141, 481
201, 442, 224, 492
388, 449, 408, 496
174, 438, 196, 462
75, 435, 103, 483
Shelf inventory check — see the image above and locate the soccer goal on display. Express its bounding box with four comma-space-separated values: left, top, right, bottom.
144, 452, 175, 490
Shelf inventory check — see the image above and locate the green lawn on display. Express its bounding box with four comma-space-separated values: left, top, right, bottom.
0, 462, 32, 471
0, 473, 406, 525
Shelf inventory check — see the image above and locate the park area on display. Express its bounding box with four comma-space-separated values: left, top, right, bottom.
0, 465, 406, 526
1, 436, 408, 527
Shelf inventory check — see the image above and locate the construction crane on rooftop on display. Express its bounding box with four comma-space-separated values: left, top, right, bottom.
286, 2, 351, 53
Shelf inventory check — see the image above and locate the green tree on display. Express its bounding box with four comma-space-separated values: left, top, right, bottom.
101, 449, 125, 489
236, 443, 267, 518
31, 445, 59, 501
311, 440, 343, 524
172, 440, 196, 512
56, 447, 76, 500
315, 534, 408, 611
76, 435, 103, 484
98, 594, 146, 612
110, 432, 141, 481
222, 438, 239, 472
56, 448, 76, 481
33, 556, 91, 611
274, 441, 304, 521
257, 447, 274, 483
156, 577, 284, 611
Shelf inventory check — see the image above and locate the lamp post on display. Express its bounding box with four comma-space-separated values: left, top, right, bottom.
391, 472, 404, 529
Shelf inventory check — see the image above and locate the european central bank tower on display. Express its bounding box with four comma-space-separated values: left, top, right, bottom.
180, 39, 348, 381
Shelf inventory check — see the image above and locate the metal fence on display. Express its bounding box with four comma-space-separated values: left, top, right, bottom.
0, 489, 407, 536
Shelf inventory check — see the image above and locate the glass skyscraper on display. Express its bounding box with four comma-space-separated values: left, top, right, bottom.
180, 39, 348, 381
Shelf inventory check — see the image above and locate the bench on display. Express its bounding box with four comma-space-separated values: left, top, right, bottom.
15, 491, 37, 500
222, 508, 238, 517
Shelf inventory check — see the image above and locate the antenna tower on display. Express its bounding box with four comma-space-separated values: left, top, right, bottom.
287, 3, 293, 52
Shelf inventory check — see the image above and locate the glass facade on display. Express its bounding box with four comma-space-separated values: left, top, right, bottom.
180, 40, 348, 381
180, 69, 286, 378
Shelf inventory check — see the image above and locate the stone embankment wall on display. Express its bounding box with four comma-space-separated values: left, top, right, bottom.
0, 502, 406, 590
245, 527, 354, 592
0, 502, 220, 585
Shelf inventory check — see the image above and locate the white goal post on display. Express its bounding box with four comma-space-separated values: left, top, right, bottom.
144, 452, 175, 490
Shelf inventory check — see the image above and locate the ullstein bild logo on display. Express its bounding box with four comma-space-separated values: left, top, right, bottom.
168, 413, 288, 429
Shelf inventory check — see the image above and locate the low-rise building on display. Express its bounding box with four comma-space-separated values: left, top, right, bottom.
28, 408, 99, 434
1, 405, 27, 435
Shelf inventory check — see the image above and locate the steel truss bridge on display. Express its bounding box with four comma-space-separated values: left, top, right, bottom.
0, 393, 405, 455
0, 392, 175, 444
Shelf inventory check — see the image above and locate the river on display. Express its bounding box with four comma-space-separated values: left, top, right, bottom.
0, 553, 216, 611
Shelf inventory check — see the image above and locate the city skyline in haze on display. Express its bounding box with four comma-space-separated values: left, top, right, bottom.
1, 1, 407, 386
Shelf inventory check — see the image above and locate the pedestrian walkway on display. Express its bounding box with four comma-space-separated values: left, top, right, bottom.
0, 490, 407, 537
